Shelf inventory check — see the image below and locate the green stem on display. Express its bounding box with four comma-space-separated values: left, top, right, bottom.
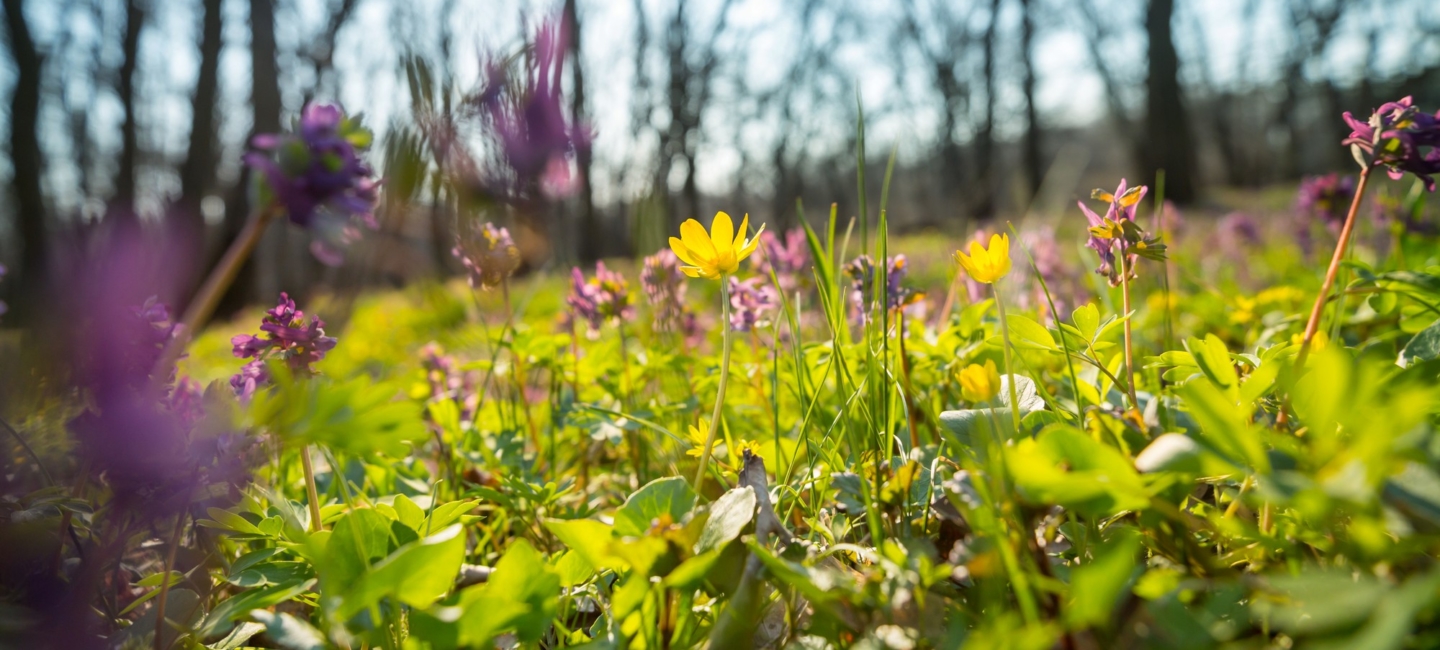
301, 446, 322, 532
693, 279, 735, 496
992, 282, 1023, 437
1117, 251, 1141, 411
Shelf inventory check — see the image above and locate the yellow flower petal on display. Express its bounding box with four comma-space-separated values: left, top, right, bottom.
680, 219, 716, 259
733, 213, 750, 251
669, 237, 700, 266
711, 212, 735, 257
680, 266, 703, 278
738, 223, 765, 261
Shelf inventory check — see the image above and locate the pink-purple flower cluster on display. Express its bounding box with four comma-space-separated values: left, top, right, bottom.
754, 229, 810, 293
845, 254, 921, 325
1295, 173, 1356, 233
1077, 179, 1148, 283
229, 293, 337, 400
727, 276, 777, 332
1343, 96, 1440, 191
420, 342, 480, 424
476, 16, 589, 202
244, 103, 380, 265
565, 262, 635, 336
641, 250, 689, 332
454, 222, 521, 290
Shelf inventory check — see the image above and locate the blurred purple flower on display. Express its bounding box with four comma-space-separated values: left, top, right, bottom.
565, 262, 635, 336
244, 103, 380, 265
845, 254, 921, 325
728, 276, 777, 332
1296, 174, 1355, 233
420, 342, 481, 424
1078, 178, 1147, 284
1217, 212, 1263, 251
1343, 96, 1440, 191
754, 228, 810, 292
641, 250, 689, 332
1373, 187, 1437, 237
476, 15, 590, 202
0, 263, 7, 320
229, 293, 337, 398
454, 222, 521, 290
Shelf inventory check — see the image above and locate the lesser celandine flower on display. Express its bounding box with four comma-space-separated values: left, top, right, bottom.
955, 233, 1012, 284
958, 360, 1001, 403
670, 211, 765, 279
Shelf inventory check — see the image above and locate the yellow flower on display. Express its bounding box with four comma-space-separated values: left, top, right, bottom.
955, 233, 1012, 284
957, 360, 1001, 403
669, 211, 765, 280
685, 420, 710, 458
1291, 330, 1329, 352
731, 439, 761, 463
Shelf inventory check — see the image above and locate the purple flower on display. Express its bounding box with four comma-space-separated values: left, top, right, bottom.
844, 254, 921, 325
474, 15, 590, 202
1077, 178, 1148, 284
565, 262, 635, 336
244, 103, 380, 265
1296, 174, 1356, 233
453, 222, 521, 290
229, 293, 337, 398
1343, 96, 1440, 191
1217, 212, 1263, 251
728, 276, 777, 332
641, 250, 689, 332
1373, 187, 1437, 237
420, 342, 480, 424
754, 228, 810, 292
0, 263, 7, 320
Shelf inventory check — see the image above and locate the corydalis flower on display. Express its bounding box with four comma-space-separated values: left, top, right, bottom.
566, 262, 636, 335
727, 276, 776, 332
754, 228, 810, 292
229, 293, 337, 399
479, 16, 589, 200
1343, 96, 1440, 191
1077, 179, 1165, 285
641, 250, 688, 332
845, 254, 921, 325
244, 103, 380, 265
454, 222, 521, 289
420, 342, 480, 424
1296, 174, 1355, 232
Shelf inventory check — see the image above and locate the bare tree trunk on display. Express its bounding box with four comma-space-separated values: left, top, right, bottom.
217, 0, 283, 315
1019, 0, 1042, 197
1143, 0, 1197, 202
178, 0, 223, 232
111, 0, 145, 225
567, 0, 600, 262
974, 0, 1001, 218
3, 0, 46, 318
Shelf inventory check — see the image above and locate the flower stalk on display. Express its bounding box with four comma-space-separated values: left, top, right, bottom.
1117, 250, 1141, 411
301, 447, 323, 532
992, 284, 1024, 436
693, 279, 735, 495
1296, 167, 1373, 369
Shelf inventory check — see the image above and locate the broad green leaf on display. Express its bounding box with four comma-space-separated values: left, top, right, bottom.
613, 477, 696, 538
336, 524, 466, 620
552, 550, 595, 588
392, 493, 426, 532
544, 518, 622, 570
1186, 335, 1238, 395
456, 539, 560, 646
1398, 317, 1440, 367
1005, 313, 1059, 352
1180, 380, 1271, 474
198, 579, 317, 638
1251, 571, 1387, 636
1072, 303, 1100, 341
249, 610, 325, 650
208, 621, 265, 650
695, 487, 756, 554
1005, 426, 1150, 516
1065, 531, 1141, 629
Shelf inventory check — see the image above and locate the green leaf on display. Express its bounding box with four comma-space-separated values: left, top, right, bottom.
552, 550, 595, 588
320, 508, 393, 595
1005, 313, 1059, 352
336, 524, 466, 620
1398, 317, 1440, 368
207, 621, 265, 650
392, 494, 426, 532
613, 477, 696, 538
1065, 531, 1141, 629
1186, 335, 1239, 395
1005, 426, 1150, 516
198, 580, 317, 638
1072, 303, 1100, 341
200, 507, 265, 537
695, 487, 755, 554
455, 539, 560, 646
1180, 380, 1271, 474
544, 518, 622, 570
249, 610, 326, 650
